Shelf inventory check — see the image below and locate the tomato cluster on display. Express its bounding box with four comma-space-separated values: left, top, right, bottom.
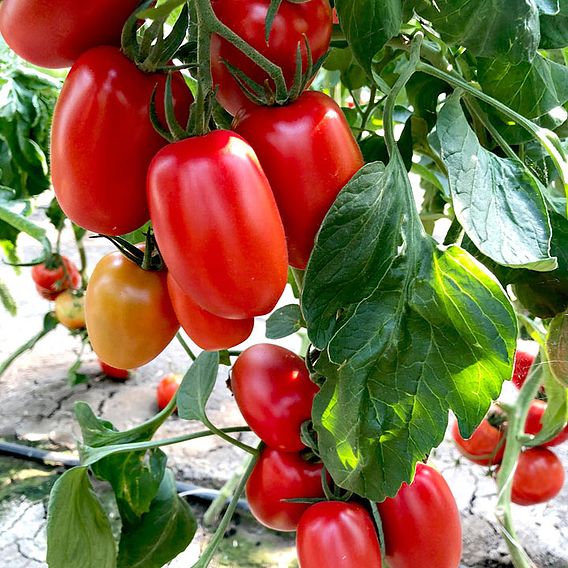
452, 343, 567, 506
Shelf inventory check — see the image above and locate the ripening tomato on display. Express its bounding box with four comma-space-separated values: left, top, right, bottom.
524, 400, 568, 447
296, 502, 382, 568
51, 46, 192, 235
54, 290, 86, 330
0, 0, 140, 68
99, 360, 131, 381
148, 130, 288, 319
452, 417, 506, 466
235, 91, 364, 269
85, 251, 179, 369
167, 274, 253, 351
230, 344, 318, 452
377, 463, 462, 568
512, 340, 538, 389
31, 255, 80, 301
246, 447, 325, 531
210, 0, 332, 116
510, 448, 565, 506
156, 373, 182, 411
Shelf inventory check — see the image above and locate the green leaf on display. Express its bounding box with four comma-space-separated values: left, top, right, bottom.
46, 197, 67, 231
413, 0, 540, 63
437, 93, 556, 271
539, 359, 568, 438
120, 221, 152, 245
335, 0, 402, 73
547, 311, 568, 386
302, 161, 517, 500
477, 54, 568, 118
266, 304, 305, 339
177, 351, 220, 422
536, 0, 559, 14
540, 0, 568, 48
0, 276, 16, 315
117, 470, 196, 568
47, 467, 117, 568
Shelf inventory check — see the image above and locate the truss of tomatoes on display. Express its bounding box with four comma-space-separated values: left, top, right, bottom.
452, 343, 567, 507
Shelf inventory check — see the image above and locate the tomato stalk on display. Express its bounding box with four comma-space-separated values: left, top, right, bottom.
176, 331, 197, 361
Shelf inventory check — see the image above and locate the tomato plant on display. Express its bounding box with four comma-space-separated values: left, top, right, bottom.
99, 360, 131, 381
210, 0, 332, 116
510, 448, 565, 506
51, 46, 192, 236
452, 415, 506, 466
31, 255, 80, 301
246, 447, 324, 531
377, 463, 462, 568
234, 91, 364, 269
0, 0, 141, 69
54, 290, 85, 330
230, 344, 318, 452
148, 130, 288, 319
296, 501, 382, 568
512, 341, 538, 390
157, 373, 182, 411
85, 250, 179, 369
524, 400, 568, 447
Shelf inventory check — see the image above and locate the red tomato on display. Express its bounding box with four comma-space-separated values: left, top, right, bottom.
377, 463, 462, 568
85, 251, 179, 369
296, 502, 382, 568
0, 0, 140, 69
246, 447, 324, 531
210, 0, 332, 116
235, 91, 363, 269
99, 360, 131, 381
51, 46, 192, 235
512, 341, 538, 389
157, 373, 182, 411
31, 255, 80, 301
167, 274, 253, 351
524, 400, 568, 447
510, 448, 565, 506
147, 130, 288, 319
231, 344, 318, 452
452, 417, 506, 466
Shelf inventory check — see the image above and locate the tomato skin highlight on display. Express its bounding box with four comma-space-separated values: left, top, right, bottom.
51, 46, 192, 235
235, 91, 364, 269
0, 0, 140, 69
167, 274, 253, 351
85, 252, 179, 369
452, 417, 506, 466
54, 290, 86, 330
31, 255, 80, 301
510, 448, 565, 506
148, 130, 288, 319
525, 400, 568, 447
231, 344, 318, 452
377, 463, 462, 568
296, 501, 382, 568
210, 0, 332, 116
246, 447, 324, 531
156, 373, 182, 411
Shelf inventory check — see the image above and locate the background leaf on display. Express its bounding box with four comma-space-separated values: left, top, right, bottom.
540, 0, 568, 48
266, 304, 305, 339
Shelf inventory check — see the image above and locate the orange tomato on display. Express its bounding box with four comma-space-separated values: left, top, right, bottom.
54, 290, 86, 330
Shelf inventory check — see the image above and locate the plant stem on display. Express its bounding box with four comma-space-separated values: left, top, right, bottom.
203, 469, 242, 526
291, 267, 305, 294
73, 229, 88, 289
356, 86, 378, 142
191, 447, 260, 568
177, 331, 197, 361
204, 417, 258, 455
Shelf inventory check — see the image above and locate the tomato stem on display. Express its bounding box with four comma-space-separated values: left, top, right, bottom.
176, 331, 197, 361
368, 500, 386, 565
203, 417, 259, 456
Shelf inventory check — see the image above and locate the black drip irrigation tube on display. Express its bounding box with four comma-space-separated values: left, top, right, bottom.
0, 440, 250, 512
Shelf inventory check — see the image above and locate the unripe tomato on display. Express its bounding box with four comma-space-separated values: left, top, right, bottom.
235, 91, 364, 269
452, 416, 506, 466
85, 252, 179, 369
148, 130, 288, 319
210, 0, 332, 116
296, 502, 382, 568
377, 463, 462, 568
512, 340, 538, 389
510, 448, 565, 506
246, 447, 325, 531
54, 290, 86, 330
99, 360, 131, 381
230, 344, 318, 452
52, 46, 192, 235
167, 274, 253, 351
0, 0, 140, 68
524, 400, 568, 447
31, 255, 80, 301
156, 373, 182, 411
